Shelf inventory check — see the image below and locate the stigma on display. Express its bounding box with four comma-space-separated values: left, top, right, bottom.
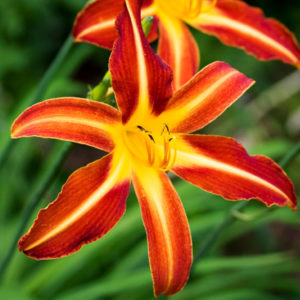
123, 124, 177, 171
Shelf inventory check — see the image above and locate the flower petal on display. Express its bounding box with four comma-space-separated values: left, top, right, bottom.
11, 97, 121, 152
132, 165, 192, 296
157, 13, 199, 90
19, 152, 131, 259
159, 61, 254, 133
110, 0, 173, 124
172, 134, 297, 209
188, 0, 300, 66
72, 0, 124, 49
73, 0, 157, 49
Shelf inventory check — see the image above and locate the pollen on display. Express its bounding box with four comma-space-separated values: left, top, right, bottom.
122, 124, 177, 171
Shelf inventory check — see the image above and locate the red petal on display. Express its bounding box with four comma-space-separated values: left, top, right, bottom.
157, 14, 199, 90
172, 135, 297, 209
11, 97, 121, 152
73, 0, 124, 49
159, 61, 254, 133
110, 0, 173, 124
73, 0, 157, 49
189, 0, 300, 66
132, 165, 192, 296
19, 153, 131, 259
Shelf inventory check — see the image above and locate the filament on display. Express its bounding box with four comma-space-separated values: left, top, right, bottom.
124, 124, 177, 171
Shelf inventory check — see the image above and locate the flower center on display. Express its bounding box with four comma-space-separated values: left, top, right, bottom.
155, 0, 217, 19
123, 124, 177, 171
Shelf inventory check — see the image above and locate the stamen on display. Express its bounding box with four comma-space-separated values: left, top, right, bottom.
165, 124, 170, 134
161, 123, 170, 135
124, 124, 177, 171
162, 135, 170, 168
160, 139, 177, 171
160, 135, 177, 171
137, 125, 150, 133
148, 134, 155, 143
145, 137, 155, 165
167, 146, 177, 170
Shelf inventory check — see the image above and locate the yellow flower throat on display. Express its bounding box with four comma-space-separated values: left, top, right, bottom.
123, 124, 177, 171
155, 0, 217, 19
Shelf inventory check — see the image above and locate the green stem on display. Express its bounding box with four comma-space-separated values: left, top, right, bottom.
192, 139, 300, 264
0, 35, 74, 170
0, 142, 72, 280
279, 140, 300, 168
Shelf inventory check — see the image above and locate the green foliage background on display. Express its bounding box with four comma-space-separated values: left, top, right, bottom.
0, 0, 300, 299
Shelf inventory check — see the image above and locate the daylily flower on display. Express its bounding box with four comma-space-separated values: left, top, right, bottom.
73, 0, 300, 90
12, 0, 297, 296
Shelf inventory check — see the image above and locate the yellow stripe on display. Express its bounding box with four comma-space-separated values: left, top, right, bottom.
77, 18, 115, 39
176, 148, 291, 202
76, 5, 155, 40
158, 12, 184, 89
126, 1, 150, 120
14, 116, 113, 136
150, 179, 174, 293
25, 155, 128, 251
197, 13, 298, 63
175, 70, 237, 111
136, 168, 174, 292
160, 70, 238, 127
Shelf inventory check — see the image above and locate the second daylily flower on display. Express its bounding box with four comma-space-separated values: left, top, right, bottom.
12, 0, 297, 296
73, 0, 300, 90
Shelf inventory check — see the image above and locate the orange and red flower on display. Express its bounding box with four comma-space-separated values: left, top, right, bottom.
12, 0, 297, 296
73, 0, 300, 90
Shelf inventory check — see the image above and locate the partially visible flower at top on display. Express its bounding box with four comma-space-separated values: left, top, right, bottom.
12, 0, 297, 296
73, 0, 300, 90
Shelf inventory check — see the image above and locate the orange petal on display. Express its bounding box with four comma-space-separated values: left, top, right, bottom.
73, 0, 124, 48
188, 0, 300, 66
19, 152, 131, 259
73, 0, 157, 49
11, 97, 121, 152
159, 61, 254, 133
110, 0, 173, 124
172, 134, 297, 209
132, 165, 192, 296
157, 14, 199, 90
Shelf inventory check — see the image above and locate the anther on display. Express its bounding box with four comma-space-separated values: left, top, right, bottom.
165, 123, 170, 134
124, 124, 177, 171
148, 134, 155, 143
137, 125, 150, 133
161, 123, 170, 135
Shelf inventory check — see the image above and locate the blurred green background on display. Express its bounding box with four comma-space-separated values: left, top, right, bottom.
0, 0, 300, 299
